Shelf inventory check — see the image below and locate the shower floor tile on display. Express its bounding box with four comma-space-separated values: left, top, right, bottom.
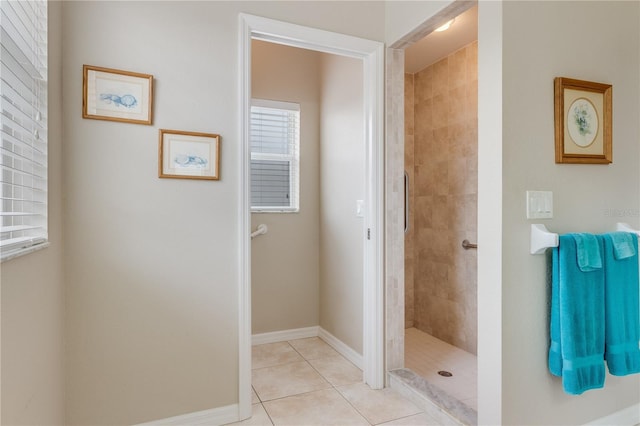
405, 327, 477, 407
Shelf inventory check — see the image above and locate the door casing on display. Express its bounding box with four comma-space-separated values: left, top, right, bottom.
238, 13, 385, 421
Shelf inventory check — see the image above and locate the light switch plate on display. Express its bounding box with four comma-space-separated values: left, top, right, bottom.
356, 200, 365, 218
526, 191, 553, 219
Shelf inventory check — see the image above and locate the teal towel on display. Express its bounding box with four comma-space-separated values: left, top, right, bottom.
572, 233, 603, 271
549, 234, 605, 394
602, 232, 640, 376
609, 232, 636, 260
549, 247, 563, 376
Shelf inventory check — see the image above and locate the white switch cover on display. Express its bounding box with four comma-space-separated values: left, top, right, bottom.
356, 200, 365, 218
526, 191, 553, 219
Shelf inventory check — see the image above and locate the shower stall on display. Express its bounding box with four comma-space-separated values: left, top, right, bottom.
404, 39, 478, 411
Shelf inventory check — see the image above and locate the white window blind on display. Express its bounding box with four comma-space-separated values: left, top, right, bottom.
0, 0, 48, 260
250, 99, 300, 212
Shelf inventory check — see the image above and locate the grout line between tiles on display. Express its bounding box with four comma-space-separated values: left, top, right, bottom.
372, 411, 431, 426
254, 337, 428, 426
298, 344, 373, 424
333, 384, 375, 426
258, 402, 276, 426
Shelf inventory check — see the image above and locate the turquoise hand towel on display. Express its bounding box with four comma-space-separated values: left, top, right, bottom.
549, 234, 605, 394
602, 232, 640, 376
549, 247, 563, 377
572, 233, 603, 271
609, 232, 636, 260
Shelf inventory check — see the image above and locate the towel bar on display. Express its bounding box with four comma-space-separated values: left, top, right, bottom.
462, 239, 477, 249
530, 224, 559, 254
530, 222, 640, 254
616, 222, 640, 236
251, 224, 268, 240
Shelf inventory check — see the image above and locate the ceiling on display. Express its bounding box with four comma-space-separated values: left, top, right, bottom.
404, 6, 478, 74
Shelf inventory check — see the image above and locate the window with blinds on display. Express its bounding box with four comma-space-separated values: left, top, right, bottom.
1, 0, 48, 261
250, 99, 300, 212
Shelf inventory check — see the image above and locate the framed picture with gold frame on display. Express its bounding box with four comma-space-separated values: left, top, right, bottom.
159, 129, 220, 180
83, 65, 154, 125
554, 77, 612, 164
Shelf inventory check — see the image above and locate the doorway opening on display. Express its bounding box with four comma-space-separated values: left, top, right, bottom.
238, 14, 385, 421
386, 4, 479, 426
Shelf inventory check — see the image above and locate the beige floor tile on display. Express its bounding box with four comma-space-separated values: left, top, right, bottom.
252, 361, 331, 401
337, 383, 423, 425
252, 387, 260, 404
289, 337, 340, 360
308, 355, 363, 386
378, 412, 441, 425
224, 403, 273, 425
263, 388, 369, 426
253, 342, 304, 369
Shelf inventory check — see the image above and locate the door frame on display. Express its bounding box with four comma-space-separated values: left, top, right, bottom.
238, 13, 385, 420
384, 2, 502, 424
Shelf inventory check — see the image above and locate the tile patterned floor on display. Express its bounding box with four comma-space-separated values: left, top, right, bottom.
227, 337, 444, 425
404, 328, 477, 411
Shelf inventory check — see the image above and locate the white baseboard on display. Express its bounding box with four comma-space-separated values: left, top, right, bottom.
318, 327, 363, 370
251, 326, 363, 372
138, 328, 363, 426
252, 326, 319, 345
135, 404, 238, 426
584, 403, 640, 426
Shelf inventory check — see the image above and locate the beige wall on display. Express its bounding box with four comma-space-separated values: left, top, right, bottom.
500, 1, 640, 424
251, 40, 321, 334
251, 43, 368, 356
405, 41, 478, 354
1, 2, 65, 425
10, 2, 636, 425
319, 54, 365, 355
61, 2, 384, 424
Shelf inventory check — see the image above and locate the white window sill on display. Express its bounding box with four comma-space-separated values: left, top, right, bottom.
251, 209, 300, 214
1, 242, 51, 263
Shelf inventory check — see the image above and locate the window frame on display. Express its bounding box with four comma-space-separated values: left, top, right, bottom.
0, 0, 49, 261
250, 98, 300, 213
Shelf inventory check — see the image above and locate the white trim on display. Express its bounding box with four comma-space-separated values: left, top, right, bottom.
251, 326, 364, 371
1, 241, 50, 263
238, 13, 253, 422
239, 14, 382, 58
135, 404, 238, 426
249, 99, 301, 213
476, 2, 503, 424
319, 327, 364, 370
251, 98, 299, 111
362, 39, 386, 391
252, 326, 319, 345
583, 404, 640, 426
239, 13, 385, 421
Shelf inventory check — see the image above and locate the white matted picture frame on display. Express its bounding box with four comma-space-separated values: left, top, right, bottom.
554, 77, 612, 164
158, 129, 221, 180
83, 65, 154, 125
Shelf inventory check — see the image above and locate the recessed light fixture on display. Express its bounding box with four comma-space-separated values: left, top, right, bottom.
435, 19, 455, 32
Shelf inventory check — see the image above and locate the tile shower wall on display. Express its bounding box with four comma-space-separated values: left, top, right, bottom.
405, 41, 478, 354
404, 72, 415, 330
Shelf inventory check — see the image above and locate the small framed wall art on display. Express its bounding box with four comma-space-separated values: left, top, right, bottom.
83, 65, 154, 125
554, 77, 612, 164
159, 129, 220, 180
